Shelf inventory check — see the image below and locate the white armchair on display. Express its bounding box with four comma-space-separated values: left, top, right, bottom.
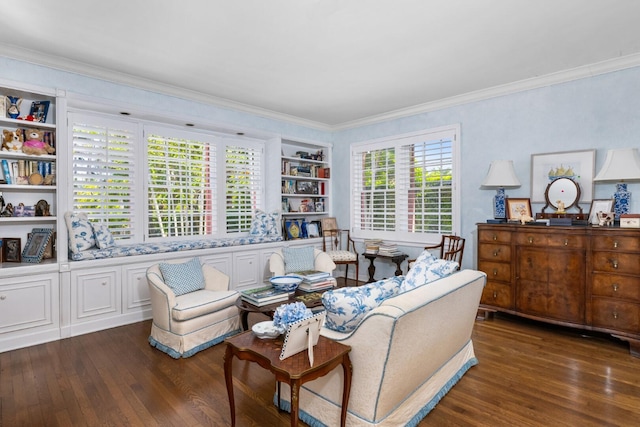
147, 260, 241, 358
269, 248, 336, 276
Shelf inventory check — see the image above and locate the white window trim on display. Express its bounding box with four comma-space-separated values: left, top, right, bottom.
350, 124, 461, 245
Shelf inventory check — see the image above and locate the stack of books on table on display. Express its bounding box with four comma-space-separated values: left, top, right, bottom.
378, 242, 403, 256
294, 270, 337, 292
364, 239, 382, 254
240, 285, 292, 307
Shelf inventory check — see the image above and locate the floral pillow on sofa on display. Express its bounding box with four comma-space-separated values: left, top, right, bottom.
322, 276, 403, 333
399, 250, 459, 292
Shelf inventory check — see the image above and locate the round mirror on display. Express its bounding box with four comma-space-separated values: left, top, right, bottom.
545, 177, 580, 210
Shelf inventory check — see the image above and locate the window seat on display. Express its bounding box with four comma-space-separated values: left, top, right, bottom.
69, 235, 283, 261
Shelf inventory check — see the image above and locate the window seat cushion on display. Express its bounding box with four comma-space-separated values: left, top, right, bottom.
69, 235, 283, 261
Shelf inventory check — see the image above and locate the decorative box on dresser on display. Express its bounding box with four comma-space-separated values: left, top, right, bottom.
477, 223, 640, 357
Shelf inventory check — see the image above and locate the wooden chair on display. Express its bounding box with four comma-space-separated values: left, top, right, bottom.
322, 229, 359, 284
409, 235, 466, 270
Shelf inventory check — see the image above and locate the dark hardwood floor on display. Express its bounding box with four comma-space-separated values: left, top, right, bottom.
2, 296, 639, 426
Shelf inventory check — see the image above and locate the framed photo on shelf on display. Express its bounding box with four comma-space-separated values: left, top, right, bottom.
284, 219, 303, 240
22, 228, 54, 263
506, 198, 532, 220
588, 199, 614, 225
295, 181, 318, 194
29, 100, 50, 123
307, 221, 321, 238
3, 237, 21, 262
530, 149, 595, 203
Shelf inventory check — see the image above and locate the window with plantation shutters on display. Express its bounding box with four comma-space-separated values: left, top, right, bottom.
70, 113, 138, 241
225, 143, 263, 233
351, 124, 460, 243
146, 127, 218, 238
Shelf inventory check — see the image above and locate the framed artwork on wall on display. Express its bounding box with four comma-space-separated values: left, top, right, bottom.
530, 149, 595, 203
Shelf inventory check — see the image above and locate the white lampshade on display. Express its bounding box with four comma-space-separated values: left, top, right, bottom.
594, 148, 640, 182
481, 160, 521, 187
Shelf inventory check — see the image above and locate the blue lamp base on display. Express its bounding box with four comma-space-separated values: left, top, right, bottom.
613, 183, 631, 217
494, 188, 506, 219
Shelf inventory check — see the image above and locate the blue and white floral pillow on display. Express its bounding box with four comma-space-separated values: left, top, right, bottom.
323, 276, 403, 333
249, 210, 280, 236
400, 250, 458, 292
92, 222, 116, 249
64, 211, 96, 254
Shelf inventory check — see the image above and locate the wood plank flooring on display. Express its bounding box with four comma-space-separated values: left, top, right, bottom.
1, 311, 639, 426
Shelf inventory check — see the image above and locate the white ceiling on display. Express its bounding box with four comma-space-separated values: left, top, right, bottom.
2, 0, 640, 129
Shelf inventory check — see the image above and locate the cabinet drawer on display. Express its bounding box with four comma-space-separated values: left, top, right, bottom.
478, 244, 511, 262
592, 252, 640, 275
516, 232, 585, 249
591, 273, 640, 301
478, 229, 512, 244
478, 260, 511, 282
481, 282, 512, 309
591, 235, 640, 252
591, 298, 640, 333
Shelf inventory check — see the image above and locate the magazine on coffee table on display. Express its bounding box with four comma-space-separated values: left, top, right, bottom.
279, 312, 325, 366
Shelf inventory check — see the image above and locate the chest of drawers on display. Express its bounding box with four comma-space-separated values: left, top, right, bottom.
477, 223, 640, 357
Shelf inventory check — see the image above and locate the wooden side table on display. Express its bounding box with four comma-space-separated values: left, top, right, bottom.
224, 331, 352, 427
363, 252, 408, 283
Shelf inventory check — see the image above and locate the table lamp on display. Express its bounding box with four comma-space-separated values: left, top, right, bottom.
593, 148, 640, 217
481, 160, 521, 220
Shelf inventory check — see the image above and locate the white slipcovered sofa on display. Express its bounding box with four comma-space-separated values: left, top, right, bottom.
276, 269, 486, 426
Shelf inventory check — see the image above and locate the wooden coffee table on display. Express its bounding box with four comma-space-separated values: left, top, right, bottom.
235, 291, 325, 331
224, 331, 352, 427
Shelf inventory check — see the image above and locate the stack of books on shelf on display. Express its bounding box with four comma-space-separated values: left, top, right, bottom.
377, 242, 404, 256
364, 239, 383, 254
294, 270, 337, 292
240, 285, 292, 307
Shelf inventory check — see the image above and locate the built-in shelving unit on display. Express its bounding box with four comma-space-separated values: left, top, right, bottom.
0, 83, 58, 266
281, 139, 331, 240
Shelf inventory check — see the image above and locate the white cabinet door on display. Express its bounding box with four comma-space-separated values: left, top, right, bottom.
232, 252, 260, 290
71, 267, 121, 323
122, 264, 151, 314
0, 273, 57, 334
200, 253, 233, 278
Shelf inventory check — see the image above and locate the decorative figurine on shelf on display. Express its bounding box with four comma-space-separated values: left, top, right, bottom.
21, 128, 55, 155
1, 202, 14, 217
556, 200, 565, 214
6, 96, 22, 119
597, 211, 614, 227
35, 199, 51, 216
519, 214, 534, 224
2, 129, 24, 152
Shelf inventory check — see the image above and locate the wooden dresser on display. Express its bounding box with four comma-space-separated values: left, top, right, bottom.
477, 223, 640, 357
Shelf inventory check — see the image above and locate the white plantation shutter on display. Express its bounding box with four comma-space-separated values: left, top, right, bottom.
146, 127, 218, 238
351, 125, 460, 243
70, 113, 137, 240
225, 142, 263, 233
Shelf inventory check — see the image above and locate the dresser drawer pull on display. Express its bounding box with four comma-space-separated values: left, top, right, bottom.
613, 311, 619, 320
564, 239, 569, 246
493, 249, 500, 257
528, 237, 534, 244
493, 234, 498, 241
492, 268, 498, 276
492, 291, 497, 299
613, 241, 618, 248
612, 260, 618, 269
612, 284, 619, 292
